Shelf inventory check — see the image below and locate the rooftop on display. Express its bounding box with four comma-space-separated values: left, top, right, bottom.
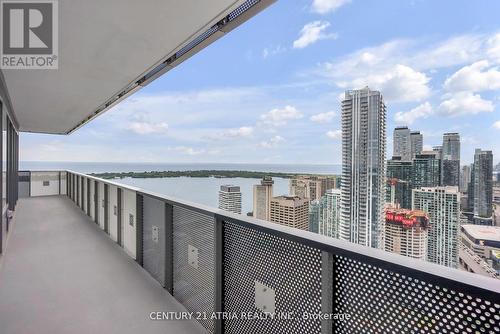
461, 224, 500, 242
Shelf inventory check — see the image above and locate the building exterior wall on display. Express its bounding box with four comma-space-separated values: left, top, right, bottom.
340, 87, 386, 249
412, 187, 460, 268
218, 185, 242, 214
385, 222, 427, 260
472, 149, 493, 219
319, 189, 341, 238
393, 126, 411, 161
270, 196, 309, 230
410, 131, 423, 158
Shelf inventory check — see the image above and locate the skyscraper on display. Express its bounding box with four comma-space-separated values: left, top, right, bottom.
460, 165, 471, 193
340, 87, 386, 249
472, 149, 493, 224
252, 176, 274, 221
442, 133, 460, 160
442, 133, 460, 187
410, 131, 423, 158
218, 185, 242, 214
393, 126, 411, 161
320, 189, 341, 238
412, 152, 441, 189
289, 175, 337, 201
412, 186, 460, 268
270, 196, 309, 230
386, 157, 413, 209
384, 208, 429, 260
308, 199, 323, 233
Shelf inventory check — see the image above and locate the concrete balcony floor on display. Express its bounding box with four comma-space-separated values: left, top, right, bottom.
0, 196, 206, 334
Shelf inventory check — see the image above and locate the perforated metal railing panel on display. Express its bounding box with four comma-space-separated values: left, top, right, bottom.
57, 172, 500, 334
173, 206, 216, 333
334, 255, 500, 333
223, 221, 324, 334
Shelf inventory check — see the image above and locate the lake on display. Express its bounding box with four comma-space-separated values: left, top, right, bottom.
20, 161, 337, 213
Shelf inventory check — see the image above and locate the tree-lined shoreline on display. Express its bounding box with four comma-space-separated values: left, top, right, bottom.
90, 170, 339, 180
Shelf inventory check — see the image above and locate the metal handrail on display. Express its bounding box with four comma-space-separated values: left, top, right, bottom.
54, 169, 500, 299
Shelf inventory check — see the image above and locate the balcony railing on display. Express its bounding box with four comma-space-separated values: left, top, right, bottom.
18, 170, 500, 333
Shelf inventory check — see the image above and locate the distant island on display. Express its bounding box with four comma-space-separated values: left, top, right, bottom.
90, 170, 339, 180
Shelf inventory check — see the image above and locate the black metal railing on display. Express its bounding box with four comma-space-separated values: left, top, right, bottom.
21, 170, 500, 333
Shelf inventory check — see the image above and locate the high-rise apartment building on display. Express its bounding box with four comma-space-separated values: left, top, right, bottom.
252, 176, 274, 221
442, 133, 460, 187
320, 189, 341, 238
289, 175, 337, 201
460, 165, 471, 193
308, 198, 324, 233
442, 133, 460, 160
412, 152, 441, 189
384, 208, 429, 260
393, 126, 412, 161
270, 196, 309, 230
340, 87, 386, 249
472, 149, 493, 224
218, 185, 242, 214
386, 157, 413, 209
410, 131, 423, 158
412, 186, 460, 268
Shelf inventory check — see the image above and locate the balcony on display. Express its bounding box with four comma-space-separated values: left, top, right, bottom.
0, 170, 498, 333
0, 191, 206, 334
0, 1, 499, 333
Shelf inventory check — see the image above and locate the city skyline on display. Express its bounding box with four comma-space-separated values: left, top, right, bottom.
17, 0, 500, 166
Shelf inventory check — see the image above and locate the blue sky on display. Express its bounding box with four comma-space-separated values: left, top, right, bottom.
20, 0, 500, 165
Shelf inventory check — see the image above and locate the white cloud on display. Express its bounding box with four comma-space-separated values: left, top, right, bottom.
170, 146, 220, 156
316, 32, 500, 102
342, 64, 431, 102
311, 0, 351, 14
326, 130, 342, 139
293, 21, 337, 49
310, 111, 336, 123
262, 45, 286, 59
224, 126, 253, 138
260, 105, 303, 126
394, 102, 433, 125
422, 144, 433, 151
204, 126, 254, 141
438, 92, 494, 116
127, 121, 168, 135
260, 135, 285, 148
487, 33, 500, 63
444, 60, 500, 92
493, 120, 500, 129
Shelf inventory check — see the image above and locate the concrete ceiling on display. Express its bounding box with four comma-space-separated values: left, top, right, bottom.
1, 0, 273, 134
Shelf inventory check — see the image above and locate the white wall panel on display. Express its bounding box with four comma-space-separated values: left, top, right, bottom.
98, 182, 105, 230
90, 180, 95, 221
82, 177, 87, 213
30, 172, 60, 196
60, 172, 67, 195
122, 189, 136, 259
108, 185, 118, 241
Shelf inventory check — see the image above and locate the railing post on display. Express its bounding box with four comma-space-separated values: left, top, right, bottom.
165, 202, 173, 294
321, 252, 334, 334
104, 184, 109, 234
87, 178, 90, 215
214, 214, 224, 334
117, 188, 122, 246
94, 180, 99, 224
136, 193, 143, 266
